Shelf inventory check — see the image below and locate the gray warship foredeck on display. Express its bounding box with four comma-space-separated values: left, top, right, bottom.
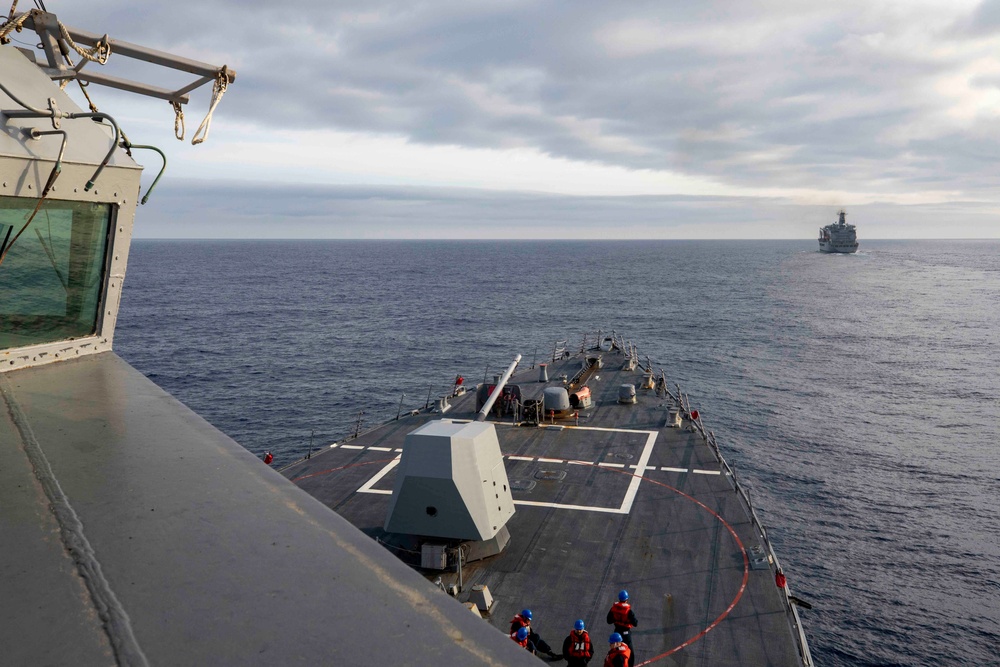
283, 344, 808, 666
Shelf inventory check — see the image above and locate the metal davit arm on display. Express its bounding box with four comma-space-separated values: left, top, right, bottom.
9, 10, 236, 105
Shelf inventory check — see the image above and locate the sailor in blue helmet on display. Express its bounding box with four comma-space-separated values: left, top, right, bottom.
509, 608, 533, 634
509, 608, 560, 659
511, 625, 531, 650
604, 632, 631, 667
607, 590, 638, 666
562, 619, 593, 666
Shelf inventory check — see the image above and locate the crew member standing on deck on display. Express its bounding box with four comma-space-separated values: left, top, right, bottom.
604, 633, 631, 667
607, 591, 637, 666
563, 619, 593, 666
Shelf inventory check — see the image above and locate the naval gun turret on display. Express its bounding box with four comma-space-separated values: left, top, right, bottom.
383, 355, 520, 563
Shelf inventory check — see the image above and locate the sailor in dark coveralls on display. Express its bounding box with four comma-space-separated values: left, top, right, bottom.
606, 590, 638, 667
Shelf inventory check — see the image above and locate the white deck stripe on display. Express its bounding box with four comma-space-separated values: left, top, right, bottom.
661, 467, 687, 473
618, 431, 657, 514
357, 457, 401, 494
514, 499, 622, 513
692, 469, 721, 475
394, 448, 403, 452
567, 460, 591, 466
369, 446, 392, 452
341, 444, 364, 450
328, 444, 339, 448
598, 462, 625, 468
507, 455, 534, 461
538, 458, 564, 464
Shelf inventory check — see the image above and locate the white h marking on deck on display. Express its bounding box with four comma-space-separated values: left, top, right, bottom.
618, 431, 656, 514
352, 424, 658, 513
356, 456, 400, 495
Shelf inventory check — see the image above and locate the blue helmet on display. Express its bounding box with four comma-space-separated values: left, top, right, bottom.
609, 632, 623, 644
574, 619, 585, 631
618, 590, 629, 602
516, 627, 529, 641
521, 609, 532, 620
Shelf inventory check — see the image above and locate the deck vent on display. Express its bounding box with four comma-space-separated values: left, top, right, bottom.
509, 480, 536, 492
618, 384, 637, 404
470, 584, 494, 613
666, 408, 681, 428
534, 470, 567, 481
539, 364, 549, 382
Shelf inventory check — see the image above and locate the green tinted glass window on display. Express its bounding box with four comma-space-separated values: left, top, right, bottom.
0, 197, 113, 350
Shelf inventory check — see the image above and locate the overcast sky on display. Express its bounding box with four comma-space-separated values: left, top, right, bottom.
24, 1, 1000, 238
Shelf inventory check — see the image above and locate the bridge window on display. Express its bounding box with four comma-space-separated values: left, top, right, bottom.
0, 197, 113, 350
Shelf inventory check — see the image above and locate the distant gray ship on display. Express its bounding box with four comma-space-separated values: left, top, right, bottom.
818, 210, 859, 253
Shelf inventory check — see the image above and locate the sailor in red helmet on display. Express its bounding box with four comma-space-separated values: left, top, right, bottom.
562, 619, 593, 666
607, 590, 637, 666
263, 451, 273, 465
604, 632, 631, 667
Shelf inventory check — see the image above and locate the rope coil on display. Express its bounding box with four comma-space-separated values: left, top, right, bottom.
0, 9, 33, 43
58, 22, 110, 64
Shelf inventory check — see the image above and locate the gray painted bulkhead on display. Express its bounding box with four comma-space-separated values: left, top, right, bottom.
1, 46, 138, 372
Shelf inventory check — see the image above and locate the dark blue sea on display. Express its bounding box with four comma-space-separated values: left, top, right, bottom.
116, 239, 1000, 667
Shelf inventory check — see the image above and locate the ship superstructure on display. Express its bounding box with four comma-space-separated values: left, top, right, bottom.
818, 209, 859, 253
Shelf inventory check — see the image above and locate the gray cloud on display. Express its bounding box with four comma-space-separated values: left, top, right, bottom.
37, 1, 1000, 204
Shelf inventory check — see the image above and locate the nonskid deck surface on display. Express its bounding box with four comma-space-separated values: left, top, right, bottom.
283, 349, 804, 666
